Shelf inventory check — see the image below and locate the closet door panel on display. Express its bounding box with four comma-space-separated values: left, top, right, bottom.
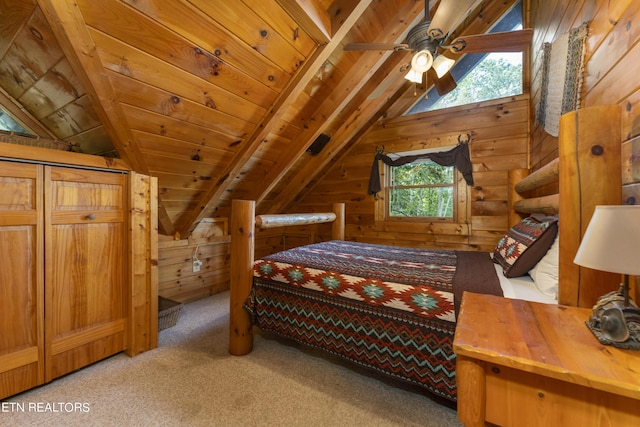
45, 166, 127, 381
0, 161, 44, 399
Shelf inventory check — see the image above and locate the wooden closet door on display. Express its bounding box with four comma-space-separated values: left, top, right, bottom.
0, 161, 44, 399
45, 166, 127, 381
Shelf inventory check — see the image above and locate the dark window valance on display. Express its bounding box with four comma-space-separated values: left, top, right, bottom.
367, 143, 474, 195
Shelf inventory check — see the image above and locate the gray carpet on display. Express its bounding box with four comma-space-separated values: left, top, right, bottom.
2, 291, 463, 426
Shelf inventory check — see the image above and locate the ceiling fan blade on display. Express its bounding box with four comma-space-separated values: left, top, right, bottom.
427, 0, 483, 39
448, 29, 534, 53
344, 42, 410, 51
428, 68, 457, 97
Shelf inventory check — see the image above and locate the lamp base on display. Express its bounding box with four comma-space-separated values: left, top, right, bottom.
586, 287, 640, 350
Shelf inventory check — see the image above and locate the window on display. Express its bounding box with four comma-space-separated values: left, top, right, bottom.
387, 160, 455, 219
407, 0, 524, 114
0, 107, 30, 134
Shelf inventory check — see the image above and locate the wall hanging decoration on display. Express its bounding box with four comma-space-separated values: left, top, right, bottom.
536, 22, 588, 137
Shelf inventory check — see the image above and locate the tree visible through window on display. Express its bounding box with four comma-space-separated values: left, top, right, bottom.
425, 52, 522, 111
388, 161, 454, 218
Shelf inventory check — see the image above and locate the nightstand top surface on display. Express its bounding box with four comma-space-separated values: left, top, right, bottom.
454, 292, 640, 400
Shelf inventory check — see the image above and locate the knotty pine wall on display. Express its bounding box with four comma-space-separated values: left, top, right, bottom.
294, 94, 530, 252
529, 0, 640, 187
158, 219, 230, 303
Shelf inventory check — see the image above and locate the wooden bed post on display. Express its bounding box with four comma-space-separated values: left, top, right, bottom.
559, 104, 622, 307
332, 203, 345, 240
229, 200, 255, 355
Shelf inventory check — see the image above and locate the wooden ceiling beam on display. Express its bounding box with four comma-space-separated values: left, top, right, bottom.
276, 0, 331, 42
172, 0, 374, 237
37, 0, 175, 235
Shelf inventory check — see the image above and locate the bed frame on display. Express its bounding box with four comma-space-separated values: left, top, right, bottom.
228, 103, 626, 357
229, 201, 345, 355
510, 104, 624, 307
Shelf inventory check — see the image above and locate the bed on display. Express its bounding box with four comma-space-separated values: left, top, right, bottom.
228, 104, 624, 403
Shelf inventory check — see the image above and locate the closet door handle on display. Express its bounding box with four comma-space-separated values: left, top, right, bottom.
86, 213, 96, 220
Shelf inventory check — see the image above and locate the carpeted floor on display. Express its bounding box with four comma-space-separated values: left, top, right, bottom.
2, 291, 463, 426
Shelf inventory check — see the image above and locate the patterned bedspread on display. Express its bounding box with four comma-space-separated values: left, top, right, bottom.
245, 240, 502, 401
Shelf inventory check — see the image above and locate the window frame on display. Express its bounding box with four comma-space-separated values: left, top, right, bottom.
383, 159, 458, 222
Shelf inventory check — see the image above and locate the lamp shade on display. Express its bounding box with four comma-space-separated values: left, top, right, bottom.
404, 68, 423, 84
411, 50, 433, 73
433, 55, 455, 78
573, 205, 640, 276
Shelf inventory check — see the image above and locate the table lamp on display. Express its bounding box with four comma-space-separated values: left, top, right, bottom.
573, 205, 640, 349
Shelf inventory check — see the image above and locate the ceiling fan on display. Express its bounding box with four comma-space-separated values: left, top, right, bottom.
344, 0, 533, 96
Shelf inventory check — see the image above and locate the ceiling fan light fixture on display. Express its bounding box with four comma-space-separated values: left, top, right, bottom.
404, 68, 423, 84
433, 55, 455, 78
411, 50, 433, 73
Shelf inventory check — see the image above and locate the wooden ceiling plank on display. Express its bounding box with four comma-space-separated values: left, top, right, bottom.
79, 0, 284, 102
122, 104, 240, 155
184, 0, 311, 70
36, 0, 176, 236
131, 130, 235, 166
241, 0, 317, 56
107, 71, 252, 140
0, 6, 66, 100
276, 0, 332, 42
18, 58, 83, 121
172, 0, 374, 237
36, 0, 141, 169
90, 28, 267, 125
0, 0, 37, 59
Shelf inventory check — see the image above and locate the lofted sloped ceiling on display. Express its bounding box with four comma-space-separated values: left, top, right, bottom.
0, 0, 521, 237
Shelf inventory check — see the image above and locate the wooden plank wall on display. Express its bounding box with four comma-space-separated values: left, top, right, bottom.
157, 207, 336, 302
157, 219, 230, 303
529, 0, 640, 169
295, 94, 529, 252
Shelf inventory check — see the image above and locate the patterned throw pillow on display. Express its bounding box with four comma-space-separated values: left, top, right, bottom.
493, 216, 559, 278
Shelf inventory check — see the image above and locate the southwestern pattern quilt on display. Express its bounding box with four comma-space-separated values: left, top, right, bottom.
245, 240, 502, 401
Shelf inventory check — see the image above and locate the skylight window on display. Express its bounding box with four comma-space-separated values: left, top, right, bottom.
407, 0, 524, 114
0, 107, 30, 134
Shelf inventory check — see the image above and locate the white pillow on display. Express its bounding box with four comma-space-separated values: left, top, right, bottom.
528, 235, 559, 298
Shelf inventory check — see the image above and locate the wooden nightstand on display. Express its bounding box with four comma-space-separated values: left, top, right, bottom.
453, 292, 640, 427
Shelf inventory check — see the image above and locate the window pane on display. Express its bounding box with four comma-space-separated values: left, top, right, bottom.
0, 108, 30, 134
390, 186, 454, 217
390, 163, 454, 186
424, 53, 522, 111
